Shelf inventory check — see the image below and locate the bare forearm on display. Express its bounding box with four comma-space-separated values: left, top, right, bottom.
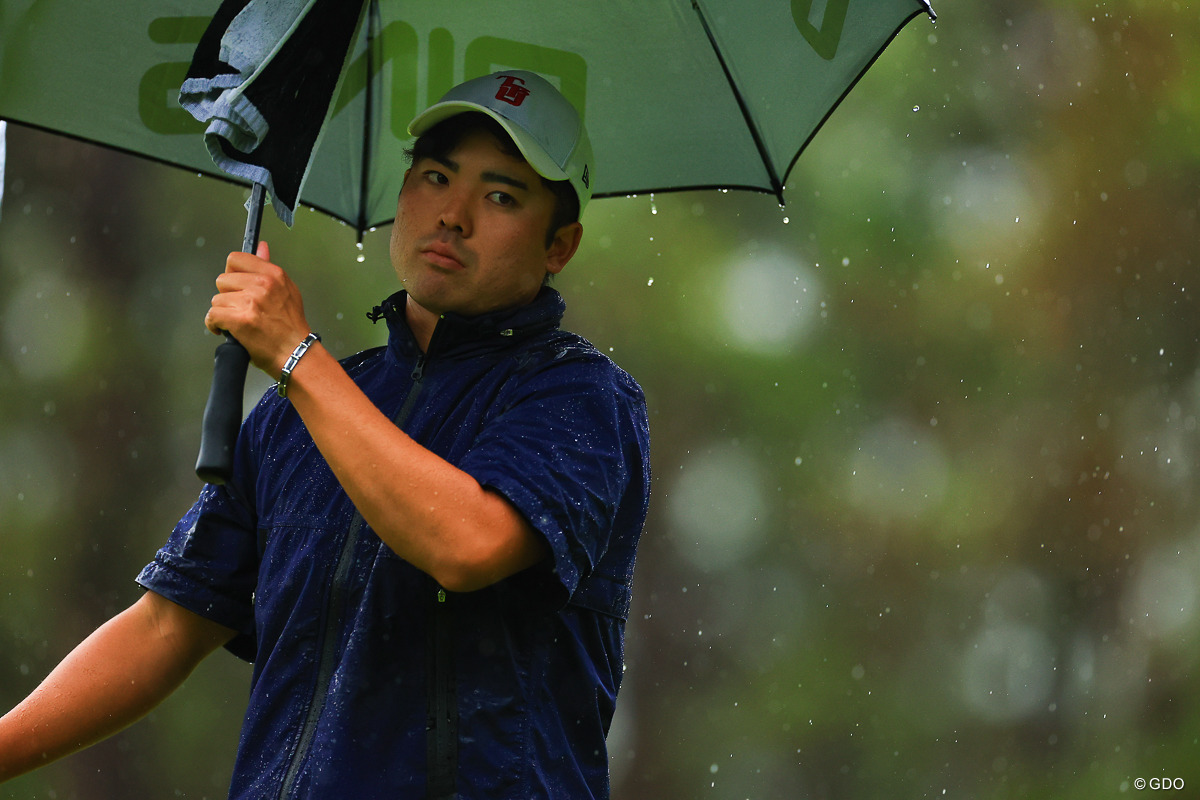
202, 248, 545, 590
0, 592, 233, 783
287, 346, 547, 591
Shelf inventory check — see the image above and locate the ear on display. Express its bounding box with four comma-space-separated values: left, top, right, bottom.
545, 221, 584, 276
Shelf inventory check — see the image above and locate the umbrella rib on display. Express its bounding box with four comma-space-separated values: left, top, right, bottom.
689, 0, 784, 205
356, 1, 379, 242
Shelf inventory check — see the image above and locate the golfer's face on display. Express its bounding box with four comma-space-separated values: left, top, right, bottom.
390, 129, 566, 318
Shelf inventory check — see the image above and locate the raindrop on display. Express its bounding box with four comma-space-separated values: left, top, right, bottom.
647, 278, 654, 287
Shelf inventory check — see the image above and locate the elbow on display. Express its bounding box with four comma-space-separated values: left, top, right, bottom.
433, 569, 493, 594
428, 544, 506, 593
427, 531, 547, 594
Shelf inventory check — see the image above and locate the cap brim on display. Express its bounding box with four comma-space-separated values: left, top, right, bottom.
407, 102, 569, 183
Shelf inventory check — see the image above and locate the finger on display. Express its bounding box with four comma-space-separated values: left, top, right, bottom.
213, 269, 261, 294
205, 290, 256, 335
226, 244, 278, 274
226, 250, 266, 274
204, 306, 226, 336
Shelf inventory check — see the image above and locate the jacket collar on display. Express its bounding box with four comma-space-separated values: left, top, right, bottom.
372, 287, 566, 362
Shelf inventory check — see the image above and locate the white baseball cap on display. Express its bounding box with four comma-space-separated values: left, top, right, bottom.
408, 70, 593, 216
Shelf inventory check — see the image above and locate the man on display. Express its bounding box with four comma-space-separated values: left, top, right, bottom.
0, 70, 651, 799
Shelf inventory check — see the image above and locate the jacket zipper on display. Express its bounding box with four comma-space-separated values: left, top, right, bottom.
426, 585, 457, 800
277, 513, 364, 799
414, 320, 458, 799
277, 334, 435, 799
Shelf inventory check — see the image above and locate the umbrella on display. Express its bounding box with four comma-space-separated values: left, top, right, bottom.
2, 0, 936, 227
0, 0, 937, 480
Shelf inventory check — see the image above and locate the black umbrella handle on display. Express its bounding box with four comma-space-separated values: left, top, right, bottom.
194, 183, 266, 485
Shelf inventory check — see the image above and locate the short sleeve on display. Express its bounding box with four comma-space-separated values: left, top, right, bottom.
135, 390, 271, 662
458, 352, 650, 609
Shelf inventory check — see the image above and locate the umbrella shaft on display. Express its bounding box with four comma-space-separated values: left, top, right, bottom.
242, 183, 266, 253
194, 181, 264, 484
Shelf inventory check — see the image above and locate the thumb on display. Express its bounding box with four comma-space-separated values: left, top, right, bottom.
256, 240, 270, 262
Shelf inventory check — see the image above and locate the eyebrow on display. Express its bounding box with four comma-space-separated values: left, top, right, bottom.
429, 154, 531, 192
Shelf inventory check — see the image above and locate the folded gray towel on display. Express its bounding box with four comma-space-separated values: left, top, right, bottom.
180, 0, 365, 226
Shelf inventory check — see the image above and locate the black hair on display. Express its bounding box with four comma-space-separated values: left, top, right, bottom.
404, 112, 580, 248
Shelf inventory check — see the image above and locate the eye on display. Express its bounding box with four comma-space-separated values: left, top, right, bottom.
423, 169, 449, 186
488, 190, 517, 207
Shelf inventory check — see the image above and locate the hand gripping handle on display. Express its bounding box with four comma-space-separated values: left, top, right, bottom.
194, 184, 265, 484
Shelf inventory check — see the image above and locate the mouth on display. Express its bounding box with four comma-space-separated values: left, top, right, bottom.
419, 240, 469, 271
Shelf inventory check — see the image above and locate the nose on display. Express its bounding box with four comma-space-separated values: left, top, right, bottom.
437, 187, 471, 236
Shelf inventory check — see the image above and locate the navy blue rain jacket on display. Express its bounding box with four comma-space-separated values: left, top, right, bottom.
137, 287, 651, 799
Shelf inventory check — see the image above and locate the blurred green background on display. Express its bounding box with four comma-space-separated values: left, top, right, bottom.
3, 0, 1200, 797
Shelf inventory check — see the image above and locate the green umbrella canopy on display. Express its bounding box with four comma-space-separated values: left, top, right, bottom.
0, 0, 935, 235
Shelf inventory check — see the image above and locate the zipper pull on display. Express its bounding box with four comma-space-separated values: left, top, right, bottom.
411, 355, 427, 381
437, 588, 447, 603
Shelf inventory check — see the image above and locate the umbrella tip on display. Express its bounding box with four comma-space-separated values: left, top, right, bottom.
919, 1, 937, 22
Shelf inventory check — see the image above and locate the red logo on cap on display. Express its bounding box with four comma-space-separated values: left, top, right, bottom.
494, 75, 531, 107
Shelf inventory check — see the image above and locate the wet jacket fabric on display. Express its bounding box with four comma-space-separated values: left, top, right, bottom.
136, 287, 651, 800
